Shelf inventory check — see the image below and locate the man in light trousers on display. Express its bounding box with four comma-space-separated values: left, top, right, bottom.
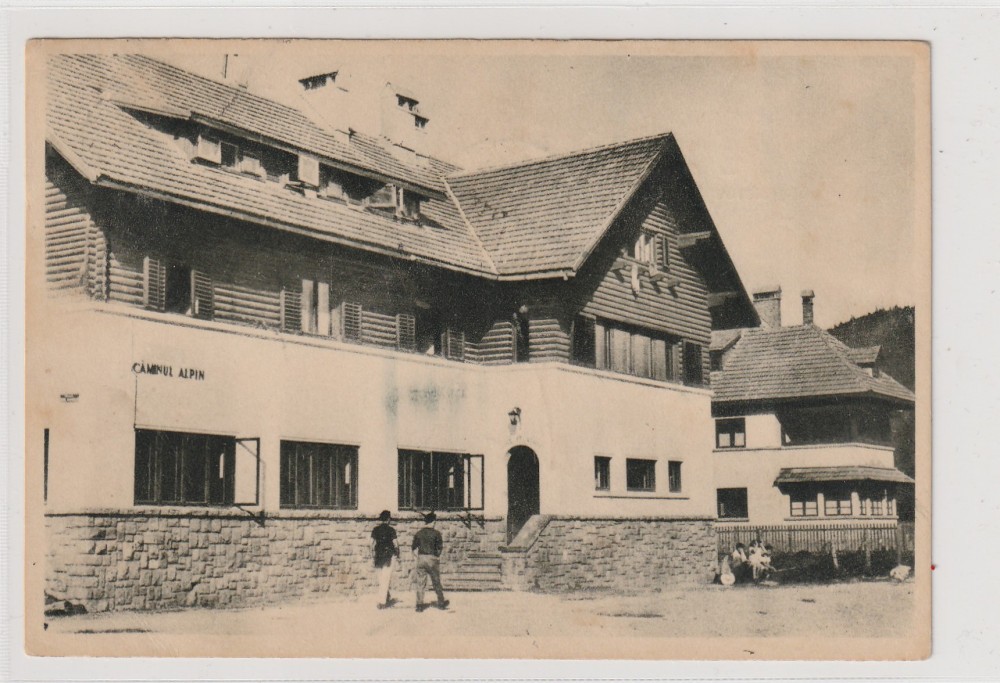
411, 511, 449, 612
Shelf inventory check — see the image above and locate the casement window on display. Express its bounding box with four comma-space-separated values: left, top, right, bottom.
239, 152, 264, 178
594, 320, 679, 381
626, 458, 656, 492
416, 308, 442, 355
594, 456, 611, 491
133, 429, 253, 506
824, 490, 853, 516
367, 183, 397, 210
143, 257, 213, 320
220, 141, 239, 169
717, 488, 749, 519
790, 490, 819, 517
571, 315, 597, 367
298, 279, 331, 336
633, 230, 668, 271
279, 441, 358, 509
397, 189, 422, 220
514, 313, 530, 363
667, 461, 683, 493
716, 418, 747, 449
683, 342, 704, 386
398, 450, 484, 511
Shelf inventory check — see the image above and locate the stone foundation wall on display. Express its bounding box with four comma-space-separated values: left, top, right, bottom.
46, 510, 505, 612
504, 517, 717, 592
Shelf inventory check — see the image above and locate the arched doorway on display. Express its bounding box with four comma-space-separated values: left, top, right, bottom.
506, 446, 540, 543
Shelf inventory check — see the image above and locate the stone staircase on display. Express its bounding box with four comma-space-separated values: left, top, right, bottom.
445, 551, 505, 591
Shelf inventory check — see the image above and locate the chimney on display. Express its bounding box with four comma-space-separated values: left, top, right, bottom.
381, 82, 429, 153
298, 69, 354, 144
752, 286, 782, 328
801, 289, 815, 326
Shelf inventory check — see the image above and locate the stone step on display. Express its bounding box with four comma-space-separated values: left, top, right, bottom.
445, 578, 506, 591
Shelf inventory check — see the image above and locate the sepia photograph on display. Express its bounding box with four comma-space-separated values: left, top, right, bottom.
23, 38, 931, 660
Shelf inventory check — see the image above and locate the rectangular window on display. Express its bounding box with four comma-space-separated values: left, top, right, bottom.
609, 328, 631, 373
239, 152, 264, 178
164, 263, 193, 314
195, 135, 221, 164
398, 450, 484, 511
790, 490, 819, 517
514, 313, 530, 363
594, 456, 611, 491
279, 441, 358, 509
299, 279, 331, 335
626, 458, 656, 492
572, 315, 596, 367
717, 488, 748, 519
631, 333, 652, 378
668, 461, 682, 493
715, 418, 747, 449
824, 491, 853, 516
296, 154, 320, 187
134, 429, 235, 506
220, 141, 239, 168
683, 342, 704, 386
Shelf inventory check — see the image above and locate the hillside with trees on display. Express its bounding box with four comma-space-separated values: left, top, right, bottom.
829, 306, 916, 520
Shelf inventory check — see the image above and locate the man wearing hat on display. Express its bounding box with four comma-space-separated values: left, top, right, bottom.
411, 511, 449, 612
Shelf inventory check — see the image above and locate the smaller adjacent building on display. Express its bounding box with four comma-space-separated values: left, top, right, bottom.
710, 288, 914, 530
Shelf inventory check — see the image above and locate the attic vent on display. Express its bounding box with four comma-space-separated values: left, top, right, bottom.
299, 72, 337, 91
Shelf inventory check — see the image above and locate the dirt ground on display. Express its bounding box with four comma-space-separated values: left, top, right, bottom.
39, 580, 916, 658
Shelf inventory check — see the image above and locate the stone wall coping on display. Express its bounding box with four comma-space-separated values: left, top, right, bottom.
45, 508, 503, 523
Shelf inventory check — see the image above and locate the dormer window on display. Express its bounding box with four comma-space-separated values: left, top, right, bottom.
414, 116, 429, 130
367, 183, 397, 210
294, 154, 320, 188
398, 189, 422, 220
220, 141, 239, 168
239, 152, 264, 178
195, 135, 222, 164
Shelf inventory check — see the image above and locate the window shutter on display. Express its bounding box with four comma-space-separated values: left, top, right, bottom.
296, 154, 320, 187
342, 302, 362, 342
142, 256, 166, 311
397, 313, 416, 351
445, 328, 465, 361
280, 288, 302, 333
655, 233, 668, 269
195, 135, 222, 164
191, 270, 214, 320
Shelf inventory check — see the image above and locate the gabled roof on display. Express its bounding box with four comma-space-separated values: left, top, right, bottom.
710, 324, 914, 405
774, 466, 914, 486
446, 134, 671, 277
46, 54, 495, 276
710, 328, 743, 353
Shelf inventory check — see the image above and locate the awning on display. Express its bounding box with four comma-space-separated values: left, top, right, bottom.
774, 466, 914, 486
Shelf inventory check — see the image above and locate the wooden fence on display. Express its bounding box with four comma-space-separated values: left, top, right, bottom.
716, 522, 912, 554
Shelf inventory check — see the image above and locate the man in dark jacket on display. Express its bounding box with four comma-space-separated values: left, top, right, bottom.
411, 511, 449, 612
370, 510, 399, 609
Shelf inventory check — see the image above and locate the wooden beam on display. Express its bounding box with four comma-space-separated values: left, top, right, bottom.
677, 230, 713, 250
707, 290, 740, 307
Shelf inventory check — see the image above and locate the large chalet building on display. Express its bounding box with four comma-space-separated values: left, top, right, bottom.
33, 53, 907, 613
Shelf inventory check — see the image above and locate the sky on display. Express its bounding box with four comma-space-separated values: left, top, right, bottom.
152, 40, 925, 329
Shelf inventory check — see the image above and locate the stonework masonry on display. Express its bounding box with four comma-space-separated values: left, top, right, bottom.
502, 518, 718, 592
46, 510, 505, 612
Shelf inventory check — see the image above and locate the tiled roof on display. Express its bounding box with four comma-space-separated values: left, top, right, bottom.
710, 328, 744, 353
710, 324, 915, 404
446, 134, 671, 276
774, 466, 914, 485
46, 54, 495, 275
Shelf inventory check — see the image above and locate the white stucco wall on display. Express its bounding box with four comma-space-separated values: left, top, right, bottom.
32, 302, 716, 520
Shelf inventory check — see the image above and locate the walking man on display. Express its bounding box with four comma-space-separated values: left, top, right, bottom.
370, 510, 399, 609
412, 511, 449, 612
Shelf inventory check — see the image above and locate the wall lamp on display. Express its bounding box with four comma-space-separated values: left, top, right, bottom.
508, 407, 522, 426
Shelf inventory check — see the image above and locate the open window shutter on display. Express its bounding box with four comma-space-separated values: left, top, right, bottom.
196, 135, 222, 164
233, 438, 260, 506
191, 270, 214, 320
342, 301, 362, 342
445, 328, 466, 361
464, 455, 484, 511
368, 184, 396, 209
397, 313, 416, 351
655, 233, 668, 269
296, 155, 320, 187
142, 256, 166, 311
280, 288, 302, 333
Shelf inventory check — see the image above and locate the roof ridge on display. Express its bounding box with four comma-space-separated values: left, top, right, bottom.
447, 131, 674, 181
